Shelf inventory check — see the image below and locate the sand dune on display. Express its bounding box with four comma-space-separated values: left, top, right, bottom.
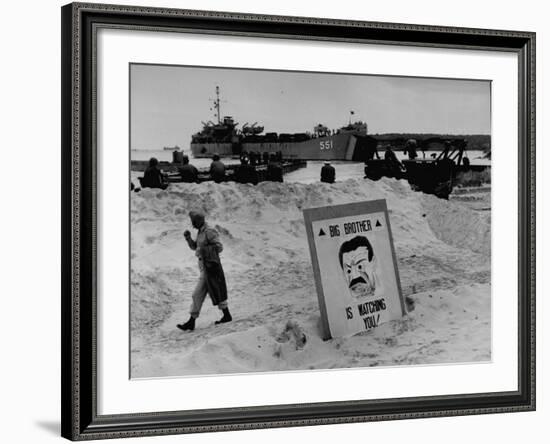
130, 178, 490, 378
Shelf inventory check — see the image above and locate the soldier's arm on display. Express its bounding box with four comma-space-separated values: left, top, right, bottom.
184, 232, 197, 250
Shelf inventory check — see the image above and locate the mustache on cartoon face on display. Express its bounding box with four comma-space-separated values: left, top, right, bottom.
349, 276, 370, 289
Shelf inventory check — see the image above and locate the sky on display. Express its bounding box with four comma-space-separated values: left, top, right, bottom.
130, 64, 491, 151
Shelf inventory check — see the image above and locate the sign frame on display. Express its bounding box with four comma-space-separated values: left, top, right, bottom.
304, 199, 405, 340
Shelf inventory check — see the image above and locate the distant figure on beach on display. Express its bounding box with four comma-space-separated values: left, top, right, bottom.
139, 157, 168, 190
209, 154, 226, 183
404, 139, 418, 160
236, 151, 259, 184
177, 211, 232, 332
266, 154, 284, 182
178, 155, 199, 183
384, 146, 403, 171
320, 161, 336, 184
365, 144, 380, 161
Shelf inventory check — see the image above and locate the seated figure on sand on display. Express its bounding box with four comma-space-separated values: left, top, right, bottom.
209, 154, 226, 183
320, 161, 336, 184
236, 153, 259, 185
139, 157, 168, 190
178, 155, 199, 183
266, 153, 284, 182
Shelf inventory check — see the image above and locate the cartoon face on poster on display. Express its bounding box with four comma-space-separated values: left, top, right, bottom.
303, 200, 405, 339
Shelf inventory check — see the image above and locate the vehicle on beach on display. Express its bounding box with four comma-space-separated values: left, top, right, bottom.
364, 138, 488, 199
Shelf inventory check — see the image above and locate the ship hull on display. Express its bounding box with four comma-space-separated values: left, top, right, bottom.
191, 134, 366, 160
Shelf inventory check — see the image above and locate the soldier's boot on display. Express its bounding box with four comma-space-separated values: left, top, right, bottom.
177, 317, 195, 331
215, 308, 232, 325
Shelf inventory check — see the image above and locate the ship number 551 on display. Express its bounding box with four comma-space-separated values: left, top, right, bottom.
320, 140, 333, 150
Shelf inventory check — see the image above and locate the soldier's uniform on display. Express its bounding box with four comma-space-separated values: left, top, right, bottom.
185, 221, 228, 318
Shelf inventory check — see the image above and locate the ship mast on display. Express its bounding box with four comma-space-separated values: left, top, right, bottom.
213, 85, 221, 124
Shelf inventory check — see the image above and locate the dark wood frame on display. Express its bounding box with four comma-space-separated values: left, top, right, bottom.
61, 2, 536, 440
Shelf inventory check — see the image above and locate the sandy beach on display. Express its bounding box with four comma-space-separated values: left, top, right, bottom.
130, 174, 491, 378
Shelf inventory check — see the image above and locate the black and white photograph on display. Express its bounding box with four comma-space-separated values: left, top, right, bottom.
130, 64, 491, 379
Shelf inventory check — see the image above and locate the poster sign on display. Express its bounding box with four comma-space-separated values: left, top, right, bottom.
303, 200, 405, 339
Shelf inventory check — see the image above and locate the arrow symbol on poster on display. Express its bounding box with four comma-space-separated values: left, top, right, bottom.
318, 228, 326, 236
375, 220, 382, 227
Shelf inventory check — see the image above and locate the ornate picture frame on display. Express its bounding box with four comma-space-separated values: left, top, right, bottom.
61, 2, 535, 440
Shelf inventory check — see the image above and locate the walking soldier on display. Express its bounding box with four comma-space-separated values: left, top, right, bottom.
177, 211, 232, 331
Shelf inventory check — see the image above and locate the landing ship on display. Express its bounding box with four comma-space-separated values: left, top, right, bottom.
190, 86, 379, 161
